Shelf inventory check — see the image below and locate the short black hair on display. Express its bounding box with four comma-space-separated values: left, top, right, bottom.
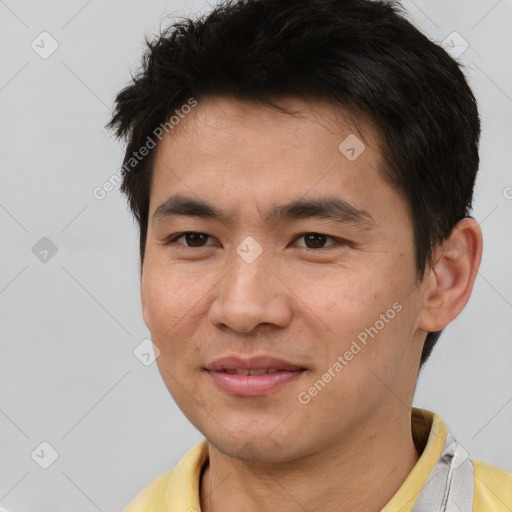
107, 0, 481, 369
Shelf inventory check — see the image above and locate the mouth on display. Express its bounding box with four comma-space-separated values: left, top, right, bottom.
204, 355, 307, 396
217, 368, 290, 375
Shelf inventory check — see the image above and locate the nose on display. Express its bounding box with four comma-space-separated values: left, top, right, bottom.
208, 252, 293, 334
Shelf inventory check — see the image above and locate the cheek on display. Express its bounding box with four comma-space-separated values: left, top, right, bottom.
142, 272, 203, 399
141, 263, 201, 334
300, 271, 389, 333
141, 273, 169, 334
301, 267, 415, 369
141, 266, 209, 377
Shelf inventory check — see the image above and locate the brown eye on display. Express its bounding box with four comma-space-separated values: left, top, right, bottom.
295, 233, 338, 249
166, 231, 342, 251
169, 232, 214, 247
304, 233, 327, 249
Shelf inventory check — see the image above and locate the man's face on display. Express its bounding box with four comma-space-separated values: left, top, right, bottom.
141, 96, 428, 462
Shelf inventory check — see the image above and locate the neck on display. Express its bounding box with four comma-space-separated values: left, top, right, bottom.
200, 406, 421, 512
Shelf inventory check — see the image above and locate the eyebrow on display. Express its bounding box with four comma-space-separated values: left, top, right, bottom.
152, 194, 375, 228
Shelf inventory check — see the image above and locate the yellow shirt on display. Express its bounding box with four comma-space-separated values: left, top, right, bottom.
124, 408, 512, 511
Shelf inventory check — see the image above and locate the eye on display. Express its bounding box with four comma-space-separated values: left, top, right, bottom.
292, 232, 339, 250
166, 232, 215, 248
166, 231, 341, 250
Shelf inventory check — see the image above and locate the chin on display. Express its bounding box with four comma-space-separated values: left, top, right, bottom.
201, 425, 322, 465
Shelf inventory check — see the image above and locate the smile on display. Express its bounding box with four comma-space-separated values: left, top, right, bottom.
219, 368, 281, 375
207, 368, 306, 396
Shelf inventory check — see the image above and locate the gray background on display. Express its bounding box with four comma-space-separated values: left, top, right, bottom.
0, 0, 511, 510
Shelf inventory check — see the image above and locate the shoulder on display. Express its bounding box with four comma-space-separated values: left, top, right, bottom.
123, 439, 209, 511
123, 468, 175, 512
472, 459, 512, 511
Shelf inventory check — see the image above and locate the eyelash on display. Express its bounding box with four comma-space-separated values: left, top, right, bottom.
164, 232, 346, 251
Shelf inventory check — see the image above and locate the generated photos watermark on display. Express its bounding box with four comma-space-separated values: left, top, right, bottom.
93, 97, 198, 200
297, 301, 403, 405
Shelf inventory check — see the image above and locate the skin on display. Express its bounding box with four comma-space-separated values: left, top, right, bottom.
140, 95, 483, 512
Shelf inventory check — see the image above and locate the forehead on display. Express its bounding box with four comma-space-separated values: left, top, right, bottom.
146, 95, 411, 232
151, 95, 382, 187
167, 95, 379, 155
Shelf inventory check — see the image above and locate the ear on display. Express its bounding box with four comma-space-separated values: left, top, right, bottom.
417, 217, 483, 332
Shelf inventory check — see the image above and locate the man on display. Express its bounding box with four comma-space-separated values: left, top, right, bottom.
108, 0, 512, 510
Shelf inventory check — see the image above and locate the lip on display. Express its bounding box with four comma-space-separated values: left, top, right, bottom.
205, 355, 307, 396
205, 355, 305, 372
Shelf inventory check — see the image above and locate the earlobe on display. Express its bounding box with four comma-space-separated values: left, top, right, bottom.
417, 218, 483, 333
